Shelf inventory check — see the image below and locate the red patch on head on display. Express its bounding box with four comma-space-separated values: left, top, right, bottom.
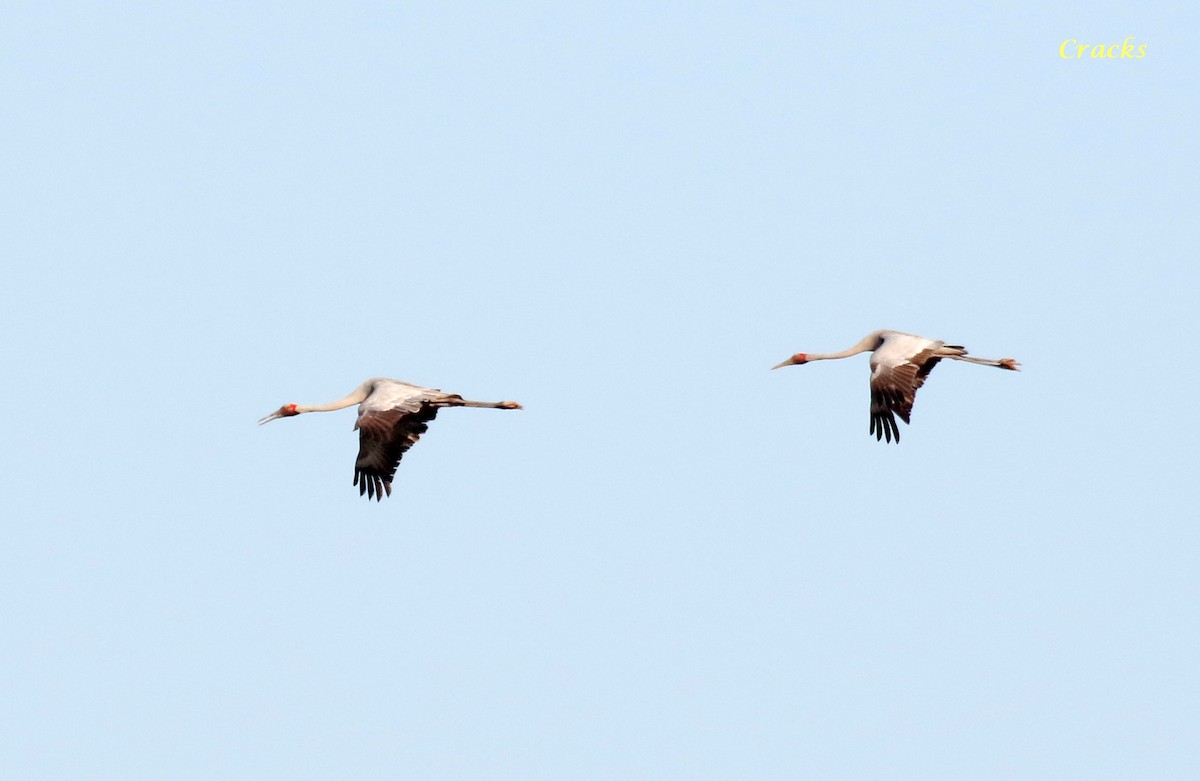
285, 403, 298, 415
795, 353, 808, 364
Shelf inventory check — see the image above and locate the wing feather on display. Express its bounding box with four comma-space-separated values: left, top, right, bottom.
868, 348, 942, 444
353, 405, 440, 500
350, 381, 454, 501
344, 380, 509, 500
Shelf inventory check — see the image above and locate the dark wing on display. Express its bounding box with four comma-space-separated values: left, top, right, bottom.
353, 404, 440, 500
869, 349, 942, 444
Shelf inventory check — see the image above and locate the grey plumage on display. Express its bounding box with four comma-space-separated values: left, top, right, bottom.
259, 378, 522, 500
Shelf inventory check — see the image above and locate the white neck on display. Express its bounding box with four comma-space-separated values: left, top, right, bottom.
806, 331, 883, 361
297, 381, 373, 413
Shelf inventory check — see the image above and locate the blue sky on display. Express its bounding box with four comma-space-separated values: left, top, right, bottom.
2, 2, 1196, 779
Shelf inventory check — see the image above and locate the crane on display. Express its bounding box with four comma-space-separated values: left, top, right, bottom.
772, 330, 1019, 443
258, 378, 522, 500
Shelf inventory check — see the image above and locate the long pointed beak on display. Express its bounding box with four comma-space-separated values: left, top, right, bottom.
771, 358, 795, 370
257, 411, 283, 425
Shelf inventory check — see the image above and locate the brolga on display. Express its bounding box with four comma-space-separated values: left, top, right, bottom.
772, 330, 1020, 443
258, 378, 522, 500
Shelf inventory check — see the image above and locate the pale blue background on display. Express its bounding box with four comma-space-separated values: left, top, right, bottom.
2, 2, 1196, 779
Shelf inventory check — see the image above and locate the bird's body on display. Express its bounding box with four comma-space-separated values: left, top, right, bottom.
773, 330, 1019, 443
258, 378, 522, 500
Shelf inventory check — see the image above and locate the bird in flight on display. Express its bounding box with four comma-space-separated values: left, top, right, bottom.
772, 330, 1019, 443
258, 378, 522, 500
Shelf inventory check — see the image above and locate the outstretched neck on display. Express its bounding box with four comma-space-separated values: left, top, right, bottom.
297, 381, 373, 413
806, 332, 882, 362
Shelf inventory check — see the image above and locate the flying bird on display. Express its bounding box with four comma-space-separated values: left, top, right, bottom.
258, 378, 522, 500
772, 330, 1019, 443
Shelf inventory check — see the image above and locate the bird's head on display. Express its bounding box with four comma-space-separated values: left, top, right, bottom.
257, 403, 299, 425
771, 352, 808, 370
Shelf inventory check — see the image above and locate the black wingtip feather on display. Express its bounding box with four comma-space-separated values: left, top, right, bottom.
352, 403, 440, 501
